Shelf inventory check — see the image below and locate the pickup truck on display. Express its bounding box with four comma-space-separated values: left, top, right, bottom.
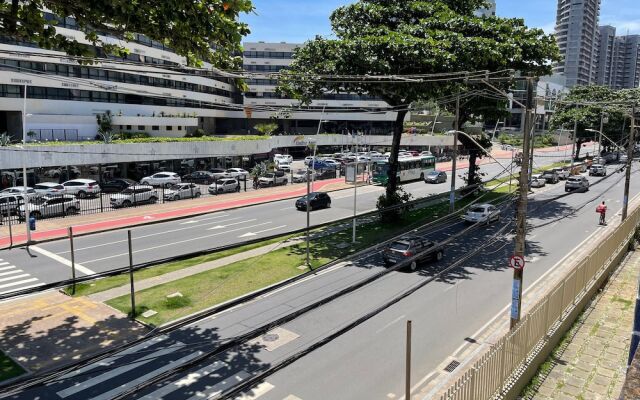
259, 171, 288, 187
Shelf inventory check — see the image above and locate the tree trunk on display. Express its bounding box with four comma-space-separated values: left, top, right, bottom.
467, 150, 479, 187
386, 109, 409, 199
575, 139, 585, 160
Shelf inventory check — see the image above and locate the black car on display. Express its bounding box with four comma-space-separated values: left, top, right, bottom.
295, 192, 332, 211
100, 179, 137, 193
316, 169, 338, 180
424, 170, 447, 184
382, 236, 443, 271
183, 171, 216, 185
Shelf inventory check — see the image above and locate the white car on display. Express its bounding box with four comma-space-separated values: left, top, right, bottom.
0, 186, 36, 196
225, 168, 249, 179
277, 161, 292, 172
208, 178, 240, 194
140, 172, 181, 187
19, 194, 80, 219
44, 166, 81, 178
292, 169, 316, 183
322, 159, 340, 168
164, 183, 202, 201
34, 182, 66, 195
62, 179, 101, 198
420, 151, 433, 157
462, 204, 501, 224
274, 154, 293, 164
304, 156, 317, 166
110, 186, 159, 208
531, 174, 546, 188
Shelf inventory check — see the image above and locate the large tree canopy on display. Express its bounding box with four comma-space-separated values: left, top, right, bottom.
279, 0, 559, 199
0, 0, 253, 67
551, 86, 640, 158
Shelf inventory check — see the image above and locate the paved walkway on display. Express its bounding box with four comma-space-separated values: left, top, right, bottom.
522, 249, 639, 400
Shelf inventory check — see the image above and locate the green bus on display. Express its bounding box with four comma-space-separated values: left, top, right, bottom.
372, 156, 437, 185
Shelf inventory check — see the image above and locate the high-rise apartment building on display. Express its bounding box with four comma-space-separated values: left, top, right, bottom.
595, 26, 640, 89
554, 0, 601, 87
475, 0, 496, 17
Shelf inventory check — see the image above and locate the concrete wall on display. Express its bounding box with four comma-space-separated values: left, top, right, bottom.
0, 134, 455, 169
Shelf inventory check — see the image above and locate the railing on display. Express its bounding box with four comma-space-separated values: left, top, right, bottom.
28, 129, 80, 142
439, 201, 640, 400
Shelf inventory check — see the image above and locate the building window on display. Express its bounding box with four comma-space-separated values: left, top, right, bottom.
126, 125, 132, 130
166, 126, 172, 131
178, 126, 182, 131
152, 125, 159, 131
138, 125, 145, 130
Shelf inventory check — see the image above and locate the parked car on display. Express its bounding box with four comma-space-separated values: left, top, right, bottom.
110, 185, 159, 208
589, 164, 607, 177
164, 183, 202, 201
619, 154, 629, 163
225, 168, 249, 179
140, 172, 181, 188
259, 171, 288, 187
34, 182, 66, 195
208, 168, 228, 180
208, 178, 240, 194
277, 161, 292, 173
19, 194, 80, 219
322, 159, 341, 168
530, 174, 546, 188
462, 204, 501, 224
551, 168, 570, 180
565, 176, 590, 192
44, 166, 80, 179
62, 179, 101, 198
539, 170, 559, 184
316, 169, 338, 180
0, 186, 36, 196
182, 171, 216, 185
382, 236, 443, 272
424, 170, 447, 184
274, 154, 293, 164
292, 169, 316, 183
0, 194, 24, 216
295, 192, 332, 211
100, 179, 137, 194
419, 151, 433, 157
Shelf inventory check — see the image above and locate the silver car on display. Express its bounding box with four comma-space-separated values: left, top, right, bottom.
462, 204, 501, 224
34, 182, 66, 195
19, 195, 80, 219
531, 174, 546, 188
208, 178, 240, 194
164, 183, 202, 201
565, 176, 590, 192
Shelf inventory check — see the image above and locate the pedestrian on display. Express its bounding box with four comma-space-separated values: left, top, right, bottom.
596, 201, 607, 225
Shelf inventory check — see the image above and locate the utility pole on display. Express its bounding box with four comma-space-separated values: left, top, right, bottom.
22, 84, 31, 245
449, 94, 460, 212
622, 105, 635, 221
597, 112, 605, 158
510, 77, 534, 330
570, 118, 578, 169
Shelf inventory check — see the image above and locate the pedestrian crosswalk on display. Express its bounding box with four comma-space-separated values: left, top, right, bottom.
0, 258, 44, 295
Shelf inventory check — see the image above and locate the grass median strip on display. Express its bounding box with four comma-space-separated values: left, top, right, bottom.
104, 191, 504, 326
0, 351, 24, 382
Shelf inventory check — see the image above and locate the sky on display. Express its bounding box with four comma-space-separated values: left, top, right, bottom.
242, 0, 640, 43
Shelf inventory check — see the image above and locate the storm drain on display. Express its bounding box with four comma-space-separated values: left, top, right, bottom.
249, 327, 300, 352
444, 360, 460, 373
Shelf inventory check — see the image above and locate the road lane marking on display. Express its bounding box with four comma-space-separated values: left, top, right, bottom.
140, 361, 228, 399
179, 213, 230, 225
57, 216, 243, 254
0, 262, 9, 266
0, 282, 44, 295
0, 269, 22, 277
30, 246, 96, 275
0, 266, 17, 271
208, 219, 258, 230
0, 278, 38, 289
238, 225, 287, 238
233, 382, 275, 399
0, 273, 29, 283
376, 315, 406, 334
81, 222, 274, 265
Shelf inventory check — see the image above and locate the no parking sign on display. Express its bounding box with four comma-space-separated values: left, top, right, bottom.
509, 255, 526, 270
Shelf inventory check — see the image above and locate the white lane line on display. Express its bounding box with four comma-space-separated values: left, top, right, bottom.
0, 282, 44, 295
0, 278, 38, 289
0, 269, 23, 277
81, 222, 274, 265
139, 361, 227, 399
0, 262, 9, 266
56, 344, 182, 398
234, 382, 275, 400
376, 315, 406, 334
0, 274, 29, 283
208, 219, 258, 230
30, 246, 96, 275
87, 351, 204, 400
238, 225, 287, 238
187, 370, 251, 400
0, 266, 17, 271
57, 216, 242, 254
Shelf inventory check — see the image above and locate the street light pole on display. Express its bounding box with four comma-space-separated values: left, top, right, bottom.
622, 105, 635, 221
570, 118, 578, 169
352, 135, 358, 243
449, 95, 460, 212
306, 138, 317, 268
598, 112, 605, 158
22, 84, 31, 245
511, 77, 534, 330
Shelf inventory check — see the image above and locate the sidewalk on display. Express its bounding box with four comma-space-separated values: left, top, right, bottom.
520, 249, 638, 400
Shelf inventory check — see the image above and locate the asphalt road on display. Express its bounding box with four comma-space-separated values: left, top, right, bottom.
0, 147, 590, 296
4, 151, 626, 400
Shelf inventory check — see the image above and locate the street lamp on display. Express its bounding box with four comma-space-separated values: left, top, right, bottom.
491, 121, 505, 142
22, 84, 32, 245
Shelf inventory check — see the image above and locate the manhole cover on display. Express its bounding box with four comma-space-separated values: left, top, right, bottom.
262, 333, 280, 342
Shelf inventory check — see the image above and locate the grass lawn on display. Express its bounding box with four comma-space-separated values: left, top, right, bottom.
65, 235, 295, 297
0, 351, 24, 382
106, 190, 505, 327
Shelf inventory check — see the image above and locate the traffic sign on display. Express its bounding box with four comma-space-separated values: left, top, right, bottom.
509, 255, 526, 270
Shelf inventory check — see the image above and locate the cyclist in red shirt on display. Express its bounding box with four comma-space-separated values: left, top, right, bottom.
596, 201, 607, 225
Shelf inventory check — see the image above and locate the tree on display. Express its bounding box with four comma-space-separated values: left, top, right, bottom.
254, 122, 279, 136
279, 0, 559, 203
0, 0, 253, 67
551, 86, 639, 159
96, 111, 115, 143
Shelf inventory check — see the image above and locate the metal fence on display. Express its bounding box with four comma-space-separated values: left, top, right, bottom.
439, 202, 640, 400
